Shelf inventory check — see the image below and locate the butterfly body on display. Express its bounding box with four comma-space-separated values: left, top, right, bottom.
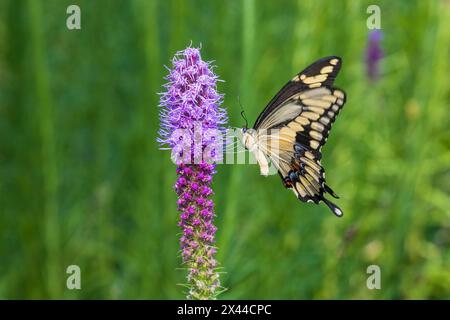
241, 56, 346, 217
242, 128, 271, 176
242, 128, 257, 151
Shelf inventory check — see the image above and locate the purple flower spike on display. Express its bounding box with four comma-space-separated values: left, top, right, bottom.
366, 29, 384, 81
158, 46, 227, 300
174, 164, 222, 299
158, 47, 227, 164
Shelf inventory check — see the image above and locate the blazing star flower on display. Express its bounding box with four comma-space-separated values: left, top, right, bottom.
158, 46, 227, 299
366, 29, 384, 81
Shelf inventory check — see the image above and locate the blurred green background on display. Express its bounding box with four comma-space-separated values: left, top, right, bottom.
0, 0, 449, 299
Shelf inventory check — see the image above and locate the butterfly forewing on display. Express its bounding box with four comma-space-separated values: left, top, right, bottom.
292, 87, 346, 151
254, 56, 343, 130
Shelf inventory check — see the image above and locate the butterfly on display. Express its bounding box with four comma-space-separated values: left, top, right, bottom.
241, 56, 346, 217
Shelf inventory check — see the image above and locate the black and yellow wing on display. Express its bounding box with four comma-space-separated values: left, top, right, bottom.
253, 56, 346, 216
254, 56, 343, 130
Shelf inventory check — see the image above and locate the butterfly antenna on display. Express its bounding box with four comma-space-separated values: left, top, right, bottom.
238, 96, 248, 129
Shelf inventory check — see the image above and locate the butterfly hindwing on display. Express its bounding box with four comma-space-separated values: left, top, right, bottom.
276, 141, 343, 217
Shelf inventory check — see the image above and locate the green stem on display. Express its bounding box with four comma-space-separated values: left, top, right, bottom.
26, 0, 60, 298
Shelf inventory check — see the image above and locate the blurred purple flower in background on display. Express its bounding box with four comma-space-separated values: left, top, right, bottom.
158, 46, 227, 299
366, 29, 384, 81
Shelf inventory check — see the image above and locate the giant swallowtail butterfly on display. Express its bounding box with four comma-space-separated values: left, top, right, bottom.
241, 56, 346, 217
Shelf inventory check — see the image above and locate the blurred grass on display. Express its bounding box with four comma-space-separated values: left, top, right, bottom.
0, 0, 449, 299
